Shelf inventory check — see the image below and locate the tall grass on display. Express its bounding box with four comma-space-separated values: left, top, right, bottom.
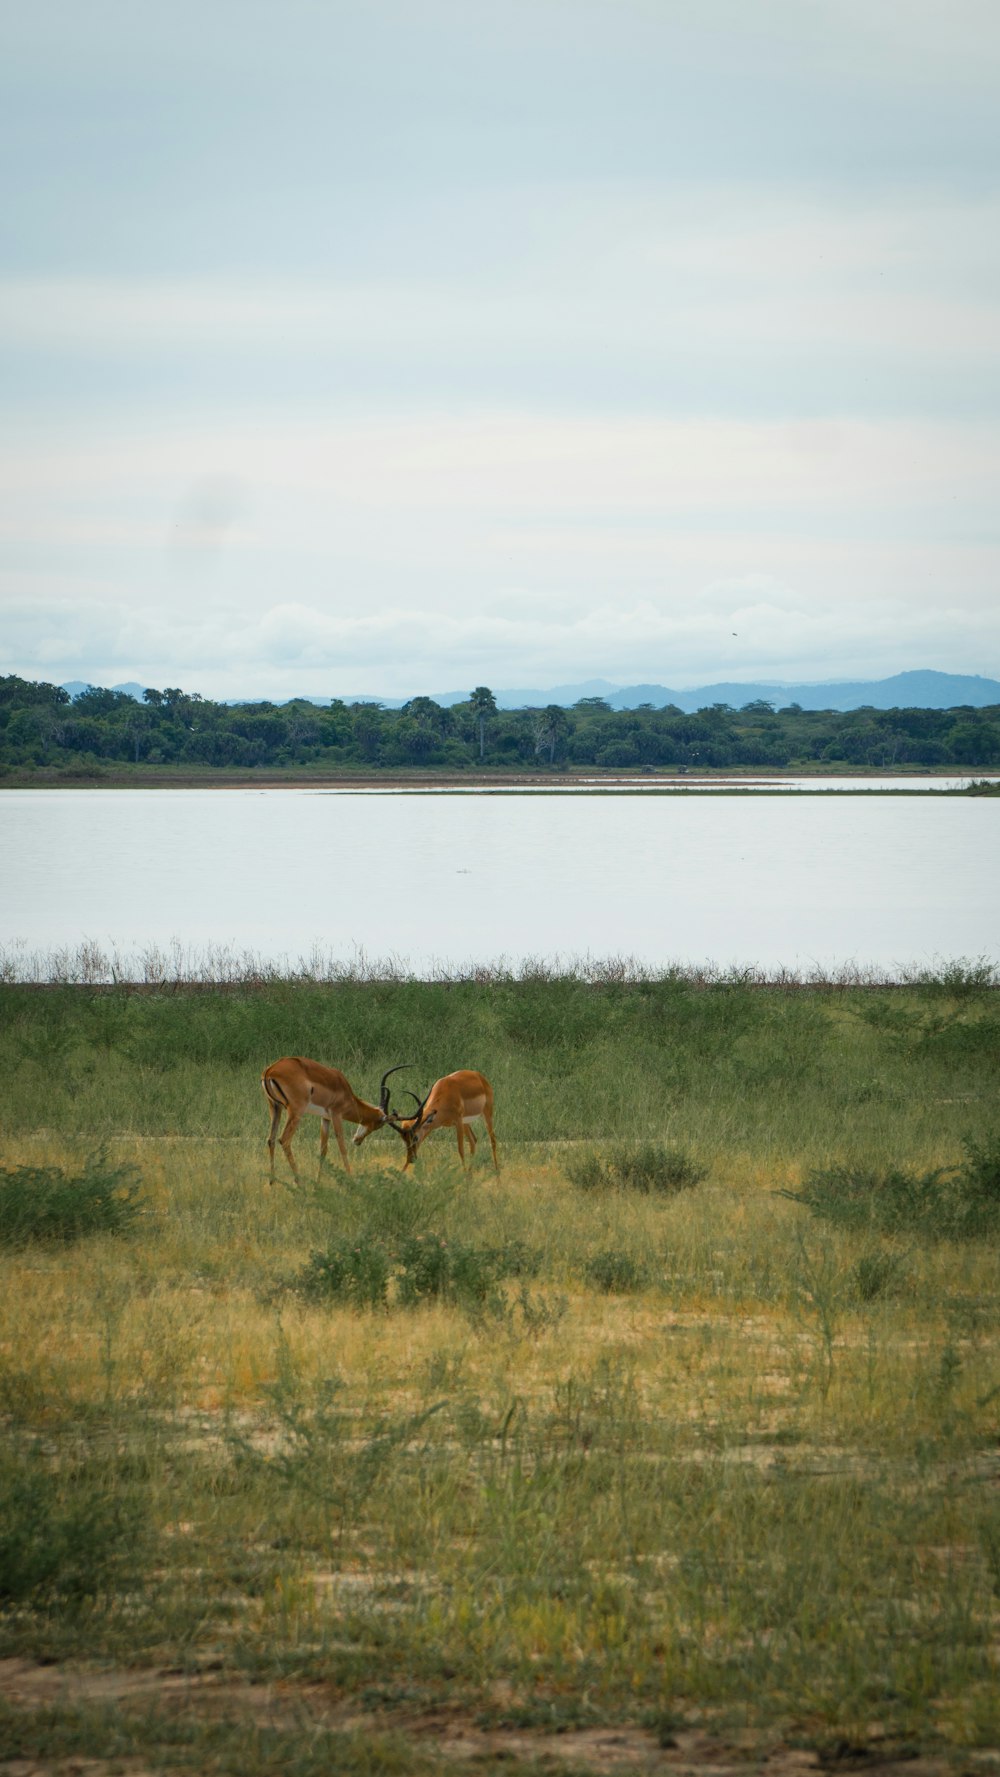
4, 938, 995, 988
2, 968, 997, 1171
2, 974, 1000, 1767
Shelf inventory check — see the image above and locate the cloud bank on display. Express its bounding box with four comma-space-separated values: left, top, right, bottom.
1, 3, 998, 695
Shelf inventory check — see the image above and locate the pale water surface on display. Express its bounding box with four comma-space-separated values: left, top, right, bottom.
0, 788, 996, 976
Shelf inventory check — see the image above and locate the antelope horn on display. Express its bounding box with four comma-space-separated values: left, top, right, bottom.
379, 1063, 413, 1114
405, 1089, 429, 1121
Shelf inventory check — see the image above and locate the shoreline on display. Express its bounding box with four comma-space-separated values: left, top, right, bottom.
2, 765, 997, 791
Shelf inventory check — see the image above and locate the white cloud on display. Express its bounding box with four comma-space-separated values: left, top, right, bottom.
1, 403, 998, 694
5, 581, 999, 700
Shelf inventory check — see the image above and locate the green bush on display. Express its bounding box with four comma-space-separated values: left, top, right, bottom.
395, 1232, 455, 1304
566, 1141, 708, 1194
962, 1131, 1000, 1200
783, 1133, 1000, 1240
0, 1152, 143, 1246
0, 1447, 147, 1606
296, 1228, 539, 1312
584, 1249, 647, 1294
297, 1236, 391, 1309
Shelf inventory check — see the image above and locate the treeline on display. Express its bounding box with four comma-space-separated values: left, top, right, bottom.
2, 674, 999, 772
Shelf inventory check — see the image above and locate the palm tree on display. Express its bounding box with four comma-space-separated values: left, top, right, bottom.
534, 704, 569, 765
469, 686, 497, 761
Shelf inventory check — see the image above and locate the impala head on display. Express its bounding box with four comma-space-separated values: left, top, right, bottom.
351, 1063, 413, 1145
384, 1087, 431, 1165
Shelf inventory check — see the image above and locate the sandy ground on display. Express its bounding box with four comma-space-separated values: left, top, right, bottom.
0, 1656, 971, 1776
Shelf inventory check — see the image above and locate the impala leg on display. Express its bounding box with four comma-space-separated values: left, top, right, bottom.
319, 1116, 330, 1169
278, 1110, 304, 1183
484, 1109, 499, 1174
332, 1115, 351, 1173
455, 1122, 467, 1167
266, 1101, 283, 1182
465, 1125, 478, 1155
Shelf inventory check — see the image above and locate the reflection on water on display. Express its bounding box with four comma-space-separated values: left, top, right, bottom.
0, 788, 996, 976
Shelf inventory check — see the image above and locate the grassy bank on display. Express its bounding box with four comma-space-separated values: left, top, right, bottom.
2, 760, 997, 789
1, 973, 999, 1773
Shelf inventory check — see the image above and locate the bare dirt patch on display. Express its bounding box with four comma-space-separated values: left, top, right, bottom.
0, 1659, 968, 1776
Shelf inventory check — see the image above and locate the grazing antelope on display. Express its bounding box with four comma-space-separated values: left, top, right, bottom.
385, 1070, 498, 1172
261, 1059, 411, 1181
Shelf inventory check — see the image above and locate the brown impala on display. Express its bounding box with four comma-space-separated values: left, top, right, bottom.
261, 1058, 411, 1181
385, 1069, 499, 1172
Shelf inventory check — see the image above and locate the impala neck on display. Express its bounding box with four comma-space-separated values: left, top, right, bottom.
354, 1097, 386, 1131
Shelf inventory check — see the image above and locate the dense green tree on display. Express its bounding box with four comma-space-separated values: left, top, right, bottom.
0, 674, 998, 776
0, 675, 68, 708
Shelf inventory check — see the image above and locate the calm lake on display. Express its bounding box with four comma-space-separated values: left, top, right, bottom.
1, 787, 996, 978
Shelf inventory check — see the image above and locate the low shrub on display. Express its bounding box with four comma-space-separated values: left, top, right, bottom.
396, 1233, 506, 1307
395, 1232, 454, 1304
566, 1141, 708, 1194
0, 1446, 148, 1606
584, 1249, 647, 1294
782, 1133, 1000, 1240
0, 1152, 144, 1247
962, 1131, 1000, 1200
296, 1230, 540, 1312
296, 1236, 391, 1309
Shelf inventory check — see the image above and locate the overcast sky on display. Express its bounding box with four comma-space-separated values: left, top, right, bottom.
2, 0, 999, 701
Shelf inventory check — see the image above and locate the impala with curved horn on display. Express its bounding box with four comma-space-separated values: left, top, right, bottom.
385, 1069, 499, 1172
261, 1059, 412, 1181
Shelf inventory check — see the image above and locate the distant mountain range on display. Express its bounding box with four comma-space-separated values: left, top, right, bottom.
61, 669, 1000, 713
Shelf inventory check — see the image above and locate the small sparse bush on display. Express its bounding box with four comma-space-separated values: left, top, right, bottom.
0, 1152, 143, 1247
230, 1363, 447, 1535
315, 1168, 458, 1245
508, 1285, 569, 1338
584, 1249, 647, 1293
566, 1141, 708, 1194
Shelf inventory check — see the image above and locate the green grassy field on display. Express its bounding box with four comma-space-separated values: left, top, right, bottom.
1, 972, 999, 1775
